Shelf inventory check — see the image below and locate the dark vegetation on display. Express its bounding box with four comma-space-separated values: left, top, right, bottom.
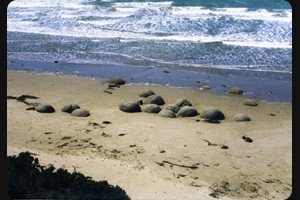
7, 152, 130, 199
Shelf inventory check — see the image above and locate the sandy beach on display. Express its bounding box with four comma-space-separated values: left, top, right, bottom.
7, 70, 292, 199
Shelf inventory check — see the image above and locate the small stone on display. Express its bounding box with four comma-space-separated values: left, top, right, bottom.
233, 113, 251, 122
70, 109, 90, 117
227, 87, 244, 94
109, 78, 126, 86
242, 99, 258, 106
35, 104, 55, 113
200, 85, 211, 90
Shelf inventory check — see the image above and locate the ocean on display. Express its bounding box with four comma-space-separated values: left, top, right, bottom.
7, 0, 292, 102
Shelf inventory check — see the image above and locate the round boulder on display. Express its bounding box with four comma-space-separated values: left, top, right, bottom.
119, 101, 142, 113
199, 107, 225, 120
35, 104, 55, 113
142, 104, 161, 113
242, 99, 258, 106
61, 104, 80, 113
233, 113, 251, 122
144, 95, 165, 105
139, 89, 155, 98
71, 109, 90, 117
164, 104, 180, 113
109, 77, 126, 86
158, 109, 176, 118
177, 106, 198, 117
227, 87, 244, 94
175, 98, 192, 107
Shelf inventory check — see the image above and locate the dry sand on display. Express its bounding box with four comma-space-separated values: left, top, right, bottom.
7, 70, 292, 199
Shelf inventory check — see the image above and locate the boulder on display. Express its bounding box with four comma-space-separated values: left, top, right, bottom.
227, 87, 243, 94
142, 104, 161, 113
175, 98, 192, 107
61, 104, 80, 113
164, 104, 180, 113
119, 101, 142, 113
233, 113, 251, 122
109, 78, 126, 86
199, 107, 225, 120
200, 85, 212, 90
35, 104, 55, 113
139, 89, 155, 98
242, 99, 258, 106
177, 106, 198, 117
71, 109, 90, 117
158, 109, 176, 118
144, 95, 165, 105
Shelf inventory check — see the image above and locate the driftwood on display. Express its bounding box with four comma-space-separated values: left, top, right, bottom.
157, 160, 198, 169
201, 139, 218, 146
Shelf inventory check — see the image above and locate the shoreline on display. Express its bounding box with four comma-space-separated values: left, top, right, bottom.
7, 70, 292, 199
7, 59, 292, 103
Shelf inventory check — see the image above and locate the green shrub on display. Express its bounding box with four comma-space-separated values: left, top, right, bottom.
7, 152, 130, 200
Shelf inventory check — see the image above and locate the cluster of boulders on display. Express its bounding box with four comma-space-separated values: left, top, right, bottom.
119, 88, 255, 123
34, 103, 90, 117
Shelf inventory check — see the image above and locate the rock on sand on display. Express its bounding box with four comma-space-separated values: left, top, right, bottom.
109, 78, 126, 86
144, 95, 165, 106
61, 104, 80, 113
70, 109, 90, 117
35, 104, 55, 113
164, 104, 180, 113
242, 99, 258, 106
177, 106, 198, 117
142, 104, 161, 113
199, 107, 225, 120
139, 89, 156, 98
119, 101, 142, 113
175, 98, 192, 107
233, 113, 251, 122
158, 109, 176, 118
227, 87, 244, 94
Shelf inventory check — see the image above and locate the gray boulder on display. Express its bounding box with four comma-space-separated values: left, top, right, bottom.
233, 113, 251, 122
119, 101, 142, 113
199, 107, 225, 120
139, 89, 155, 98
177, 106, 198, 117
71, 109, 90, 117
158, 109, 176, 118
164, 104, 180, 113
175, 98, 192, 107
242, 99, 258, 106
142, 104, 161, 113
35, 104, 55, 113
61, 104, 80, 113
227, 87, 244, 94
144, 95, 165, 105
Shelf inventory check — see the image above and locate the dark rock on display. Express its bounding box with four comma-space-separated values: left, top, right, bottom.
144, 95, 165, 105
70, 109, 90, 117
227, 87, 244, 94
142, 104, 161, 113
242, 136, 253, 143
164, 104, 180, 113
199, 107, 225, 120
53, 60, 59, 63
158, 109, 176, 118
233, 114, 251, 122
139, 89, 155, 98
119, 101, 142, 113
35, 104, 55, 113
242, 99, 258, 106
61, 104, 80, 113
175, 98, 192, 107
177, 106, 198, 117
109, 78, 126, 86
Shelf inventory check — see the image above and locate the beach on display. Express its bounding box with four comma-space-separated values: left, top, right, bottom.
7, 69, 292, 199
